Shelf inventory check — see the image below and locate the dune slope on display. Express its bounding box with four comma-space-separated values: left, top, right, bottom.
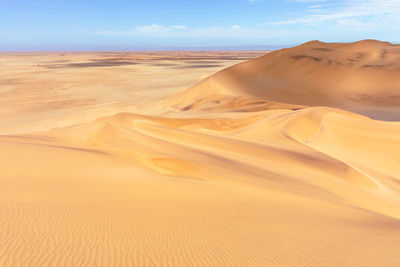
170, 40, 400, 120
1, 108, 400, 266
0, 48, 400, 266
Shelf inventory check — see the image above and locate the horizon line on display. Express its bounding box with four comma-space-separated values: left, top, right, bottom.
0, 44, 292, 53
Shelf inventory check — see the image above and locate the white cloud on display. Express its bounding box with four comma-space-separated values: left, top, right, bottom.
135, 24, 165, 33
88, 1, 400, 45
285, 0, 326, 2
133, 24, 188, 33
230, 25, 242, 30
91, 24, 251, 38
88, 24, 310, 46
269, 0, 400, 27
169, 25, 188, 30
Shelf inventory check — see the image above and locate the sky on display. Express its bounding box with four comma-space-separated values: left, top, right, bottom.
0, 0, 399, 51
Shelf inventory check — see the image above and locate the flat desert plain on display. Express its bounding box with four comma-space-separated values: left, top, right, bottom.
1, 42, 400, 267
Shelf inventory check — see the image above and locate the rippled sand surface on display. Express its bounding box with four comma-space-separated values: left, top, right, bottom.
1, 46, 399, 266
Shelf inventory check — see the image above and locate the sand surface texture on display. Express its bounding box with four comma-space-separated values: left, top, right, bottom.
0, 44, 399, 266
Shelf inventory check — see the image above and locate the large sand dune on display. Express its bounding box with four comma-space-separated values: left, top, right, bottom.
171, 40, 400, 120
0, 45, 400, 266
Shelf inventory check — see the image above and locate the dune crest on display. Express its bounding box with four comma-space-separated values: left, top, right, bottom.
170, 40, 400, 120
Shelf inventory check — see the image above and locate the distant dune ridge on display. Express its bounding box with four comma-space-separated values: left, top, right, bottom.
0, 43, 400, 266
172, 39, 400, 120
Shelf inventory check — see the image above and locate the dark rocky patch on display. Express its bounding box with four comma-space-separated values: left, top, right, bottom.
45, 60, 138, 68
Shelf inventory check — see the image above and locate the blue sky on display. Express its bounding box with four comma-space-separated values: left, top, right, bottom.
1, 0, 399, 51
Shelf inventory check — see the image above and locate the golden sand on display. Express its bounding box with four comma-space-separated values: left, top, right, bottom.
0, 45, 399, 266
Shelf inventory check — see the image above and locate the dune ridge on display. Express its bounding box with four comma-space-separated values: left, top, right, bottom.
170, 39, 400, 120
0, 45, 400, 266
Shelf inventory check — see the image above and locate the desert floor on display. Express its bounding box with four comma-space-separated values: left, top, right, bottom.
0, 50, 399, 266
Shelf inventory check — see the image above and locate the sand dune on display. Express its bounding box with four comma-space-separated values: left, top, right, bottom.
171, 40, 400, 120
1, 46, 400, 266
